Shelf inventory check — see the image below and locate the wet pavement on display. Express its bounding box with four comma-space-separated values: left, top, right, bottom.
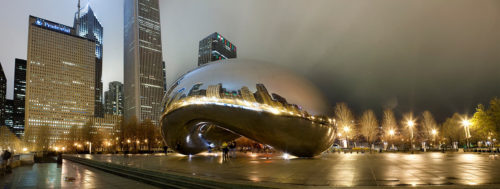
0, 160, 158, 189
70, 152, 500, 187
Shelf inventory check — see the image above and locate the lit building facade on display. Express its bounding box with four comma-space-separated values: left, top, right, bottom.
0, 62, 6, 125
25, 16, 96, 143
198, 32, 237, 66
104, 81, 123, 116
13, 58, 26, 137
124, 0, 164, 125
4, 100, 13, 129
90, 114, 122, 139
74, 3, 104, 117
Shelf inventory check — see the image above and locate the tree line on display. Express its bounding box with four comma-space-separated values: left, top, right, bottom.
334, 97, 500, 150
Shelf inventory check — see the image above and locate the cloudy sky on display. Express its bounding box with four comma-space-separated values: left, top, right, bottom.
1, 0, 499, 121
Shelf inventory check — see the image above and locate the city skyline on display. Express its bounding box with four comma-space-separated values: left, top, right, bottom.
1, 0, 500, 121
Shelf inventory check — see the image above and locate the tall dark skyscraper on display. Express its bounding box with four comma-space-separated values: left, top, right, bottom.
198, 32, 237, 66
13, 58, 26, 136
0, 62, 6, 125
124, 0, 164, 125
162, 61, 167, 94
74, 2, 104, 117
105, 81, 124, 116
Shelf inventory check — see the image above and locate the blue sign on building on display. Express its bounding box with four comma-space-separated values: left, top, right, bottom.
35, 18, 71, 34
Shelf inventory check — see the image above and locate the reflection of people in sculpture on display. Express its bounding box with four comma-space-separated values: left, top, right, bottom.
221, 142, 229, 160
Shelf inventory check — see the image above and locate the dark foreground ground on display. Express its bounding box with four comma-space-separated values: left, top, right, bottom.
0, 160, 157, 189
69, 152, 500, 188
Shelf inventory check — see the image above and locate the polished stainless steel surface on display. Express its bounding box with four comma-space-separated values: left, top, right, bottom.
160, 59, 334, 157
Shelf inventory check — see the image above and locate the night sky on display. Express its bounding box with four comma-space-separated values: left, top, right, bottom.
1, 0, 499, 121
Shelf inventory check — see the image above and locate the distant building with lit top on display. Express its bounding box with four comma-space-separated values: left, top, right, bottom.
25, 16, 96, 144
198, 32, 237, 66
74, 3, 104, 117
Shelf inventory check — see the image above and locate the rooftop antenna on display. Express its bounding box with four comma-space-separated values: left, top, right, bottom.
76, 0, 81, 33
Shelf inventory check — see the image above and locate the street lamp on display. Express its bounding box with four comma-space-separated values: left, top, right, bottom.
407, 120, 415, 152
343, 126, 350, 148
462, 119, 472, 149
389, 129, 395, 150
431, 129, 437, 149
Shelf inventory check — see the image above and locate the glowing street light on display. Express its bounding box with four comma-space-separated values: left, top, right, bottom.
431, 129, 438, 149
389, 129, 395, 150
462, 119, 472, 148
407, 120, 415, 152
343, 126, 350, 148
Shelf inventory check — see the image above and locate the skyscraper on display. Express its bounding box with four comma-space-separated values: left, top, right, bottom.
162, 61, 167, 94
0, 62, 6, 125
124, 0, 164, 125
104, 81, 123, 116
25, 16, 96, 144
198, 32, 237, 66
74, 2, 104, 117
13, 58, 26, 136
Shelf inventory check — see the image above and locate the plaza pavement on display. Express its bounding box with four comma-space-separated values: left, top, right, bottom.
65, 152, 500, 188
0, 160, 158, 189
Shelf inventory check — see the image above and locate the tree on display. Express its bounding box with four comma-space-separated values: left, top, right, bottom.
334, 102, 355, 147
471, 98, 500, 144
381, 109, 398, 149
67, 125, 79, 152
334, 103, 354, 133
36, 125, 51, 152
441, 113, 464, 148
81, 120, 97, 153
419, 111, 437, 147
359, 110, 378, 149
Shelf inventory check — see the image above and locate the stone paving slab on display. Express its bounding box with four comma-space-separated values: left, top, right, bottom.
69, 152, 500, 188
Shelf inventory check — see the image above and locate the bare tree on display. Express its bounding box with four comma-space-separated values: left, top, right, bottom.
381, 109, 398, 149
334, 102, 355, 147
359, 110, 379, 150
419, 111, 437, 148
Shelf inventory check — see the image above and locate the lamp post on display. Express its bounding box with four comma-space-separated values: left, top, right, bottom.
343, 126, 350, 148
462, 119, 471, 149
407, 120, 415, 153
389, 129, 395, 150
431, 129, 437, 149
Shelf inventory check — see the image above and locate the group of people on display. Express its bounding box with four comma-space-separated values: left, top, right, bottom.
1, 150, 13, 174
221, 141, 237, 160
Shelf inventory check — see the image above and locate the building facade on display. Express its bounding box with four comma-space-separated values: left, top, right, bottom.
198, 32, 237, 66
25, 16, 96, 144
90, 114, 122, 140
74, 3, 104, 117
0, 62, 6, 125
124, 0, 164, 125
13, 58, 26, 136
4, 100, 13, 129
104, 81, 123, 115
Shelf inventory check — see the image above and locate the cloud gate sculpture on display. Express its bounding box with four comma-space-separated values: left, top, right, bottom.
161, 60, 335, 157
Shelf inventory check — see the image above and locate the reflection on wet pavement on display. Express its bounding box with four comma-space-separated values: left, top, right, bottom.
71, 152, 500, 187
0, 160, 158, 189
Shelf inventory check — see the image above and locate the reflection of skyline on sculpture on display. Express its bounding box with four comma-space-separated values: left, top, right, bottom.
165, 82, 326, 123
161, 60, 335, 157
